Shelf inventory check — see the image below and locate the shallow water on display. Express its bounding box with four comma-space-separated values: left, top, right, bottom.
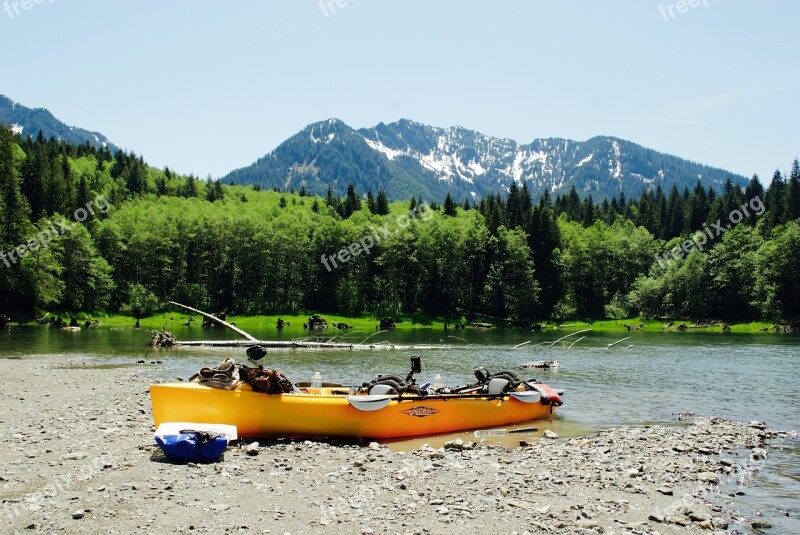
1, 325, 798, 530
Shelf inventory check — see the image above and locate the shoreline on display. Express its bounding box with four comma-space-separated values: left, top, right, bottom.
13, 311, 795, 334
0, 356, 786, 534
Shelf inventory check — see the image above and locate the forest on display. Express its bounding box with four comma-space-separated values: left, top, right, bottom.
1, 125, 799, 324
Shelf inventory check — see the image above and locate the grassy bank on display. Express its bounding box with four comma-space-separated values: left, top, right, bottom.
36, 310, 780, 334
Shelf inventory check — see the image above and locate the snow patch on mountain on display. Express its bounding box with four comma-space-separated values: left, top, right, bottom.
11, 123, 23, 135
363, 137, 404, 160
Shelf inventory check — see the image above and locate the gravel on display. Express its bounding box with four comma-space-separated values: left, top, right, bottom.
0, 356, 782, 534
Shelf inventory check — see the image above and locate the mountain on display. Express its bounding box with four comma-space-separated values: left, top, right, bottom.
223, 118, 748, 201
0, 94, 118, 151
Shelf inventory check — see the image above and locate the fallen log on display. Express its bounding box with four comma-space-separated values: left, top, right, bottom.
173, 339, 447, 351
168, 301, 257, 342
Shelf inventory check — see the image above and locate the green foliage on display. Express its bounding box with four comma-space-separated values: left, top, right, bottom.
480, 226, 539, 320
755, 221, 800, 319
121, 283, 159, 320
2, 128, 799, 325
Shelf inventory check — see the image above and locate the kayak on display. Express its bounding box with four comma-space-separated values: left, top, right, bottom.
149, 381, 561, 439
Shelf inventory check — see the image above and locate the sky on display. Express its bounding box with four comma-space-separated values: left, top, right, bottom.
2, 0, 798, 183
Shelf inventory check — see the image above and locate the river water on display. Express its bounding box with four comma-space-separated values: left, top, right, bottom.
1, 325, 798, 531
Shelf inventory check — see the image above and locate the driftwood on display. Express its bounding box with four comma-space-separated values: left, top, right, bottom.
163, 304, 448, 351
521, 360, 559, 369
546, 329, 592, 349
150, 330, 177, 347
174, 339, 445, 351
567, 336, 586, 349
168, 301, 257, 342
606, 337, 631, 349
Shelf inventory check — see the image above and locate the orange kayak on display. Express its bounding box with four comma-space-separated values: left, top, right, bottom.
150, 382, 560, 439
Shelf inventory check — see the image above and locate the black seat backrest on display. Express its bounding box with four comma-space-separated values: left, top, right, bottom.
486, 370, 522, 390
365, 374, 407, 395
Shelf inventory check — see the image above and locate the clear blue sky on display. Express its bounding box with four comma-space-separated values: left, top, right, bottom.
2, 0, 798, 183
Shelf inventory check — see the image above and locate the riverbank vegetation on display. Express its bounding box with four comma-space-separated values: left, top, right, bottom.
1, 127, 799, 328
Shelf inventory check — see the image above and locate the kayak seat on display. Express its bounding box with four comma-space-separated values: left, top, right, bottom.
487, 377, 510, 394
370, 384, 395, 395
365, 374, 407, 395
484, 370, 523, 394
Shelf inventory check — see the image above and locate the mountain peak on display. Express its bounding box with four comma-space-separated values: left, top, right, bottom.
0, 94, 118, 151
225, 118, 749, 201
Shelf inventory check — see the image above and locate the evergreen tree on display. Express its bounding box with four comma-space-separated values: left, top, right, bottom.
785, 158, 800, 222
45, 155, 66, 216
342, 183, 361, 218
0, 127, 31, 246
125, 156, 149, 195
375, 190, 390, 215
20, 140, 47, 218
684, 180, 709, 232
206, 180, 225, 202
182, 174, 198, 198
443, 193, 457, 217
62, 154, 76, 214
76, 173, 91, 211
581, 194, 595, 227
765, 170, 785, 231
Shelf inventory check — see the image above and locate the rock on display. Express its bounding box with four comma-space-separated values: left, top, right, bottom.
245, 443, 259, 456
688, 510, 711, 522
750, 448, 767, 460
576, 519, 600, 529
72, 509, 85, 520
543, 430, 559, 439
697, 471, 719, 484
648, 513, 665, 523
444, 439, 464, 451
656, 487, 673, 495
751, 520, 772, 529
436, 506, 449, 515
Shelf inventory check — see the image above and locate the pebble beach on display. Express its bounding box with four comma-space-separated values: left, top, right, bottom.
0, 357, 785, 534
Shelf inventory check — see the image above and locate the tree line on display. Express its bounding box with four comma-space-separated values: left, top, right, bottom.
1, 125, 798, 323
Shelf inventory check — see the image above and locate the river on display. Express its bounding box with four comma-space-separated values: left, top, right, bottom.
1, 325, 798, 531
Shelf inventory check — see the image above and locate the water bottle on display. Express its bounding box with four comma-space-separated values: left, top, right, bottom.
433, 374, 444, 391
311, 371, 323, 389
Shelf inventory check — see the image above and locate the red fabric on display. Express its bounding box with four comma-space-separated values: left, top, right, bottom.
530, 383, 563, 406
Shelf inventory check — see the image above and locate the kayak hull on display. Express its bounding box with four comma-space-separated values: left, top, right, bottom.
150, 383, 557, 439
